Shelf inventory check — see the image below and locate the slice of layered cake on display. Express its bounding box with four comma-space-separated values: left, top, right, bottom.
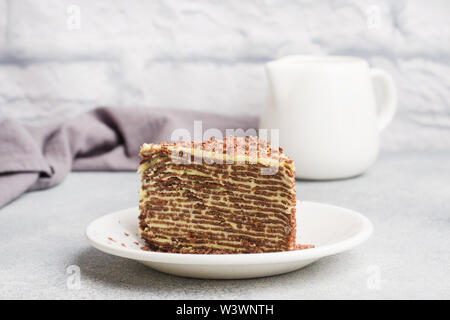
138, 136, 312, 254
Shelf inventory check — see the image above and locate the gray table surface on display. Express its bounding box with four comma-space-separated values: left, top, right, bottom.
1, 151, 449, 300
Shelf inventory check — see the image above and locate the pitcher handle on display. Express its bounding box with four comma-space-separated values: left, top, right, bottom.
370, 68, 397, 132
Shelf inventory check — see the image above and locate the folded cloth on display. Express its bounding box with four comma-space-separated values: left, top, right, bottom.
0, 107, 258, 208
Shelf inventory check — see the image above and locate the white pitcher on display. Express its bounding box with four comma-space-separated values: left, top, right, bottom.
260, 55, 397, 180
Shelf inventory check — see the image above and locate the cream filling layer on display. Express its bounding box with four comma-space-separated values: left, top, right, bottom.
140, 144, 294, 170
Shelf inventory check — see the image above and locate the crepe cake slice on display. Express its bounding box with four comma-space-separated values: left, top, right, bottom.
138, 136, 313, 254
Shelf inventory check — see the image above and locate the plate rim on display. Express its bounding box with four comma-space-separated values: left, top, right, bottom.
86, 201, 373, 265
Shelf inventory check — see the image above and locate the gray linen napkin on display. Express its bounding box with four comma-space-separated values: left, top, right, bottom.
0, 107, 258, 208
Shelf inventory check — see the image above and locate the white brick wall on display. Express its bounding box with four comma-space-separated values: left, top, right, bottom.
0, 0, 449, 150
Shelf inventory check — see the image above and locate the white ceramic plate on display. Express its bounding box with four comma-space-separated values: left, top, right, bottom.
86, 201, 372, 279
